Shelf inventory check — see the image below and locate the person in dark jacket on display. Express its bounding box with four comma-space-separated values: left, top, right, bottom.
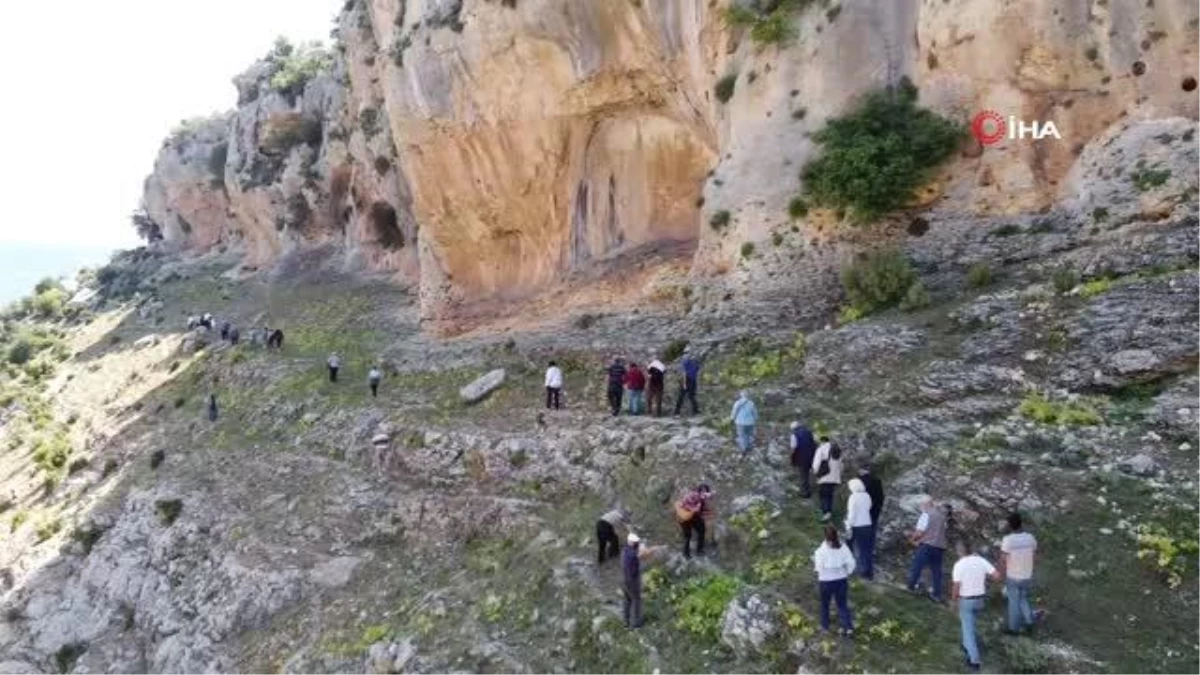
858, 463, 885, 527
219, 321, 230, 341
646, 356, 666, 417
673, 349, 701, 415
596, 508, 631, 564
622, 533, 644, 628
605, 358, 627, 416
206, 393, 219, 422
790, 421, 818, 498
624, 362, 646, 415
228, 326, 240, 345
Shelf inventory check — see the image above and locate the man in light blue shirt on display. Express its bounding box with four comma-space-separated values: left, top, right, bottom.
731, 390, 759, 457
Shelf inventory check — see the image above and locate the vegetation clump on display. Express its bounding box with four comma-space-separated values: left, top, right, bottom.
267, 38, 335, 95
1017, 392, 1102, 426
839, 249, 922, 317
801, 81, 962, 222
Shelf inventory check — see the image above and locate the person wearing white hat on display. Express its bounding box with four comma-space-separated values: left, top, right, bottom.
622, 532, 644, 628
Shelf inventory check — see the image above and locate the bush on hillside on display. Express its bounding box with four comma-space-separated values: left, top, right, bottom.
31, 288, 66, 319
268, 39, 335, 95
840, 249, 920, 315
801, 81, 962, 222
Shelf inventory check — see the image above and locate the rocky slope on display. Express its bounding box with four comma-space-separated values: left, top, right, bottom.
140, 0, 1199, 330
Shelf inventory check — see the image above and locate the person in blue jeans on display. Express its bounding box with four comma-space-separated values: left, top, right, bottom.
730, 390, 758, 456
1000, 512, 1039, 633
844, 478, 875, 579
906, 497, 948, 601
812, 525, 856, 636
952, 540, 1001, 672
673, 349, 701, 415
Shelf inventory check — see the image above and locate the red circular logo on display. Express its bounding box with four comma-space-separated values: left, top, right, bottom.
971, 110, 1006, 146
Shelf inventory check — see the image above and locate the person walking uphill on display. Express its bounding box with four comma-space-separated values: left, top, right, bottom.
1000, 512, 1039, 635
845, 478, 875, 579
327, 352, 341, 383
812, 437, 843, 520
731, 390, 758, 457
596, 508, 631, 564
791, 421, 818, 498
544, 361, 564, 410
675, 483, 713, 558
624, 362, 646, 415
622, 533, 644, 629
646, 356, 666, 417
368, 366, 382, 397
906, 497, 949, 602
813, 525, 856, 637
605, 357, 627, 416
206, 392, 219, 422
858, 463, 885, 527
953, 540, 1001, 672
673, 348, 701, 415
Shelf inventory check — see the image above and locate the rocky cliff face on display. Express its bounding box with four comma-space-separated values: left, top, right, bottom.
140, 0, 1199, 330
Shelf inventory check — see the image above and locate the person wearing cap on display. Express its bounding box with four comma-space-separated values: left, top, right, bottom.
646, 355, 666, 416
676, 483, 713, 558
845, 478, 875, 579
605, 357, 627, 417
731, 390, 759, 457
791, 421, 818, 498
622, 532, 644, 628
596, 508, 632, 564
673, 348, 701, 416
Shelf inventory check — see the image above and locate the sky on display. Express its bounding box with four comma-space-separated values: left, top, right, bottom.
0, 0, 340, 256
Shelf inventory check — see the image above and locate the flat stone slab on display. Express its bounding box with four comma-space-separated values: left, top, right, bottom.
460, 368, 506, 404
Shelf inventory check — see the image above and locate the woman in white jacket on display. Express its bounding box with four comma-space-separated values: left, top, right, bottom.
812, 525, 856, 636
845, 478, 875, 580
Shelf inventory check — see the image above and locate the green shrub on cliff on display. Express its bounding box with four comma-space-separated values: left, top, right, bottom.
840, 249, 921, 316
801, 81, 962, 222
268, 39, 334, 95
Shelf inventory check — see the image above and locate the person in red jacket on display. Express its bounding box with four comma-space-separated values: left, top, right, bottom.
624, 362, 647, 415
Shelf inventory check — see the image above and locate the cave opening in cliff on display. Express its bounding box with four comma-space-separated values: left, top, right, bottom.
369, 201, 404, 250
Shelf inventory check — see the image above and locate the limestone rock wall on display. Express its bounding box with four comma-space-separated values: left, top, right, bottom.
139, 0, 1199, 328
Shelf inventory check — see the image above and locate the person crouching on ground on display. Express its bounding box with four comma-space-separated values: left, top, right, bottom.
596, 508, 631, 564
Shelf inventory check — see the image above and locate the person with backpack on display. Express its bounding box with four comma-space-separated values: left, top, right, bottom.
844, 478, 875, 579
596, 508, 632, 564
624, 362, 646, 415
791, 421, 818, 498
544, 360, 564, 410
906, 496, 950, 602
327, 352, 341, 383
646, 356, 666, 417
730, 390, 758, 457
673, 348, 701, 415
812, 525, 856, 637
605, 357, 627, 416
811, 437, 843, 520
368, 366, 382, 397
675, 483, 713, 558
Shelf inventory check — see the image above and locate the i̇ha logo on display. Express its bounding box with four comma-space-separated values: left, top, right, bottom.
970, 110, 1062, 145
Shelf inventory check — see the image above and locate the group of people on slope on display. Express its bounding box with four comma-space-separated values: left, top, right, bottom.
325, 351, 384, 397
595, 482, 715, 629
543, 349, 703, 417
187, 311, 288, 351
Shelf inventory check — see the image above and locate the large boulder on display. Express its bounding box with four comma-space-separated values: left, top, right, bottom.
720, 593, 779, 657
365, 639, 416, 674
459, 369, 506, 404
1118, 453, 1159, 477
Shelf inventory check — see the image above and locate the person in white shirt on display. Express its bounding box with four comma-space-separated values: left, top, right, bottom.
327, 352, 341, 383
844, 478, 875, 579
811, 437, 843, 520
952, 541, 1001, 672
368, 366, 382, 398
1000, 512, 1039, 634
544, 361, 564, 410
812, 525, 856, 636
